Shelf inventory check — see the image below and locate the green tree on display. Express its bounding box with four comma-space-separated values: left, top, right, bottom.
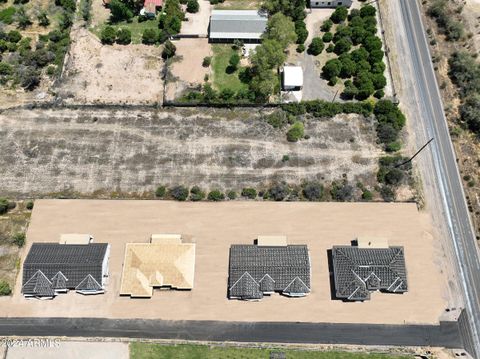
339, 55, 356, 78
320, 19, 333, 32
286, 121, 304, 142
186, 0, 199, 13
330, 6, 348, 23
101, 26, 116, 45
142, 28, 158, 45
307, 37, 324, 56
342, 80, 358, 99
229, 52, 240, 70
7, 30, 22, 43
0, 62, 13, 76
360, 4, 376, 17
249, 67, 277, 102
371, 72, 386, 90
333, 37, 352, 55
116, 28, 131, 45
322, 58, 341, 80
362, 35, 382, 52
155, 186, 166, 197
251, 39, 286, 70
265, 13, 297, 48
294, 20, 308, 44
322, 32, 333, 43
162, 40, 176, 59
354, 71, 375, 100
109, 0, 133, 23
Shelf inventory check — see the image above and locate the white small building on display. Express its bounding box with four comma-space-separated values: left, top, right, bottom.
282, 66, 303, 91
310, 0, 352, 8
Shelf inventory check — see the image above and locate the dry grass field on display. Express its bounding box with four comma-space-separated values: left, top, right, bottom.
1, 200, 447, 325
0, 107, 382, 197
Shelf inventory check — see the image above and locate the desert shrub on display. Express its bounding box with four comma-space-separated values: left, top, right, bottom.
12, 232, 25, 247
267, 183, 290, 201
331, 181, 354, 202
361, 189, 373, 201
460, 94, 480, 134
37, 10, 50, 27
286, 121, 304, 142
0, 7, 16, 25
25, 200, 34, 210
307, 37, 324, 56
0, 62, 13, 76
190, 186, 205, 201
202, 56, 211, 67
116, 28, 131, 45
380, 185, 395, 202
186, 0, 199, 13
170, 185, 189, 201
241, 188, 257, 199
7, 30, 22, 43
266, 110, 288, 128
228, 52, 240, 70
227, 190, 237, 200
155, 185, 166, 198
384, 168, 404, 186
162, 40, 176, 59
0, 281, 11, 296
16, 7, 32, 30
296, 44, 305, 53
448, 51, 480, 97
302, 182, 323, 201
0, 198, 11, 214
207, 190, 224, 201
101, 26, 116, 45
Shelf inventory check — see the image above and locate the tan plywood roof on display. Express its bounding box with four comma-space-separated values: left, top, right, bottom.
357, 237, 389, 248
59, 233, 92, 245
120, 239, 195, 298
257, 235, 287, 246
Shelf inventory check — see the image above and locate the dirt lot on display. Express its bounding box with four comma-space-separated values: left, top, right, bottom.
0, 107, 381, 197
56, 28, 164, 105
167, 38, 212, 99
181, 0, 212, 36
1, 200, 446, 324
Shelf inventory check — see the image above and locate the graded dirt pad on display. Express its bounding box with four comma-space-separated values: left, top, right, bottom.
170, 38, 212, 84
0, 108, 381, 196
3, 200, 447, 325
56, 28, 164, 105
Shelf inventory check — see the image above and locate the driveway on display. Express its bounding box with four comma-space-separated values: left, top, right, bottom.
181, 0, 212, 36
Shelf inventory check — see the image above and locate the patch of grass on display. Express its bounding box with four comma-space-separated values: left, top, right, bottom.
211, 44, 248, 93
130, 343, 412, 359
0, 6, 16, 24
92, 17, 158, 44
214, 0, 261, 10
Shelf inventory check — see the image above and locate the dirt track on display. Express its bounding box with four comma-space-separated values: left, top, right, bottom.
0, 107, 381, 196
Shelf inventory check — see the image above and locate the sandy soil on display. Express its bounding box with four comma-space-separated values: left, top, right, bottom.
90, 0, 110, 28
305, 9, 333, 43
0, 108, 382, 196
56, 28, 164, 105
2, 200, 447, 325
181, 0, 212, 36
170, 38, 212, 84
5, 341, 128, 359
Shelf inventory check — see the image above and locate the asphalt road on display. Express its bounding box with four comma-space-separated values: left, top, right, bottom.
0, 318, 462, 348
398, 0, 480, 356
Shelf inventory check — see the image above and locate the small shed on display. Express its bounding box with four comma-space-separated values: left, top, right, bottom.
282, 66, 303, 91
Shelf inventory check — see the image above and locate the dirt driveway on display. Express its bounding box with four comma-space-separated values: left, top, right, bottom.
181, 0, 212, 36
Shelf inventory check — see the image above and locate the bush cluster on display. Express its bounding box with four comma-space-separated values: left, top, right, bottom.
0, 198, 15, 215
427, 0, 464, 41
286, 121, 304, 142
0, 281, 11, 296
374, 99, 406, 150
320, 5, 387, 100
376, 156, 411, 201
159, 0, 184, 35
101, 26, 131, 45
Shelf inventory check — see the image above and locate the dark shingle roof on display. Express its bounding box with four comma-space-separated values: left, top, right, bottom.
76, 274, 103, 293
332, 246, 408, 301
228, 244, 310, 300
22, 270, 55, 297
22, 243, 108, 293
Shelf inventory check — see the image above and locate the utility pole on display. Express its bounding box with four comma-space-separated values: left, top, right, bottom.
395, 138, 434, 168
331, 89, 339, 103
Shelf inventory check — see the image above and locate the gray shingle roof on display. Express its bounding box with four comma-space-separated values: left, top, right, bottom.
228, 244, 310, 300
332, 246, 408, 301
22, 243, 108, 296
209, 10, 268, 40
22, 270, 55, 297
76, 274, 103, 293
